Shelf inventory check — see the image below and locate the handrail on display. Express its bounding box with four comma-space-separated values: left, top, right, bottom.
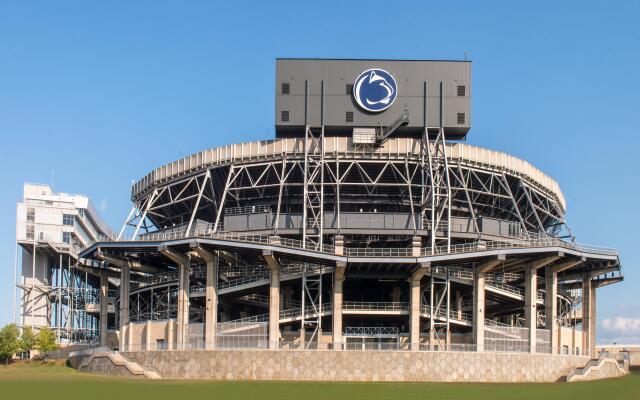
87, 229, 617, 259
342, 301, 409, 311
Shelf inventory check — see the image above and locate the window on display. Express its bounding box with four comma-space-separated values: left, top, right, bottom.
281, 110, 289, 122
26, 208, 35, 223
346, 84, 353, 95
281, 82, 290, 95
62, 232, 71, 244
26, 225, 34, 240
345, 111, 354, 123
457, 113, 466, 124
457, 85, 466, 97
63, 214, 74, 226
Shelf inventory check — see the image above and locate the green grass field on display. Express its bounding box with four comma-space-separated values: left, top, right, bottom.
0, 362, 638, 400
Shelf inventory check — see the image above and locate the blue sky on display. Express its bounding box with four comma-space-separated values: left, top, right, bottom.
0, 1, 638, 343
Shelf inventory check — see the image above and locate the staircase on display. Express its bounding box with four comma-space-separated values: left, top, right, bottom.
80, 351, 161, 380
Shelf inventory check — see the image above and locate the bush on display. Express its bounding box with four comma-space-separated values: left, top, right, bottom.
36, 328, 59, 361
0, 324, 21, 365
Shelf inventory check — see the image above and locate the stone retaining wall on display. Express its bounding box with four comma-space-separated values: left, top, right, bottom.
77, 350, 599, 382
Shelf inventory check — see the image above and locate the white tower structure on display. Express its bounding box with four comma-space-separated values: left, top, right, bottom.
15, 183, 114, 342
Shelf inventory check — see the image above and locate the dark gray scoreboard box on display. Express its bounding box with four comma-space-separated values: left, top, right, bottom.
275, 58, 471, 142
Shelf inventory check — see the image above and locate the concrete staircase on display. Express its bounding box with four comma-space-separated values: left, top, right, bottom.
566, 357, 628, 382
80, 351, 162, 380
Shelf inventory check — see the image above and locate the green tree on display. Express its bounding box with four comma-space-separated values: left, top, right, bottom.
36, 327, 59, 361
0, 324, 21, 366
20, 326, 37, 361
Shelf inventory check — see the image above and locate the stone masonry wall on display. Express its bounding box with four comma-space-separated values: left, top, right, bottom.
91, 350, 601, 382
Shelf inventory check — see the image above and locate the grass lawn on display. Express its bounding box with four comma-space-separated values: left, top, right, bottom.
0, 361, 638, 400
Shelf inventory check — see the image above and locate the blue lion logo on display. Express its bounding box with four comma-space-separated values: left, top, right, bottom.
353, 69, 398, 112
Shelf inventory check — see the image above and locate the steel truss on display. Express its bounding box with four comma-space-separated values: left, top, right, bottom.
118, 149, 570, 245
302, 126, 325, 250
18, 253, 99, 343
423, 266, 450, 348
300, 263, 323, 348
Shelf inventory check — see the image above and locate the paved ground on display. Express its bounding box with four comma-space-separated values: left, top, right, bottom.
0, 361, 638, 400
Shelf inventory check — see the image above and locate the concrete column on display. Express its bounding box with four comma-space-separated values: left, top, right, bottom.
334, 235, 344, 256
582, 276, 590, 357
119, 263, 130, 351
412, 236, 422, 257
583, 276, 596, 358
409, 277, 422, 351
99, 269, 109, 348
473, 271, 486, 352
545, 270, 558, 354
205, 257, 218, 349
456, 290, 463, 320
524, 266, 537, 353
176, 262, 190, 350
127, 322, 133, 350
167, 319, 175, 350
332, 263, 346, 349
268, 264, 280, 349
145, 320, 152, 350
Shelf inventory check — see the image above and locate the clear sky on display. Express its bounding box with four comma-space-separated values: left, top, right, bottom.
0, 1, 638, 344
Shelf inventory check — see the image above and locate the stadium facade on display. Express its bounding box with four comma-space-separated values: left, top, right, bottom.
21, 59, 626, 380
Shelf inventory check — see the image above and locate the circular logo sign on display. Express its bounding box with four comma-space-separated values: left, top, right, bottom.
353, 68, 398, 112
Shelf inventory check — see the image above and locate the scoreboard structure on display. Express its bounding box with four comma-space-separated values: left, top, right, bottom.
275, 58, 471, 141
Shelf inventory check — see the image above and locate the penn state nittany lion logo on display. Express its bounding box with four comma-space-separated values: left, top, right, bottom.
353, 68, 398, 112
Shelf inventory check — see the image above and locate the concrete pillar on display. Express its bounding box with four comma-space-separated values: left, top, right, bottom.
545, 270, 558, 354
456, 290, 463, 320
145, 320, 152, 350
583, 276, 596, 358
176, 262, 190, 350
127, 322, 133, 350
99, 269, 109, 348
119, 263, 130, 351
409, 277, 422, 351
332, 263, 346, 350
334, 235, 344, 256
268, 264, 280, 349
412, 236, 422, 257
524, 266, 537, 353
167, 319, 175, 350
205, 257, 218, 349
473, 271, 486, 352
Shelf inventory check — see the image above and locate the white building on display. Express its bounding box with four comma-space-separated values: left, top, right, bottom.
15, 183, 114, 342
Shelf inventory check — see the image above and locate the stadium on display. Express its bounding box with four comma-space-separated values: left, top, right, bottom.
28, 59, 628, 381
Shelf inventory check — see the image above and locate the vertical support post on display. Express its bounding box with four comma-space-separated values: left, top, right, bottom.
264, 251, 280, 349
473, 270, 486, 352
269, 265, 280, 349
410, 277, 422, 351
145, 320, 152, 350
119, 262, 130, 351
545, 270, 558, 354
525, 266, 537, 353
429, 275, 435, 350
582, 275, 596, 358
332, 263, 346, 350
176, 261, 190, 350
205, 254, 218, 349
409, 264, 427, 351
99, 269, 108, 348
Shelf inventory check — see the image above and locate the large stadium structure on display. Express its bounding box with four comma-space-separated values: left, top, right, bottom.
69, 59, 624, 379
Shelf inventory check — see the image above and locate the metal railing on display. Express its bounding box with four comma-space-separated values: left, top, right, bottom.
89, 226, 616, 259
342, 301, 408, 311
